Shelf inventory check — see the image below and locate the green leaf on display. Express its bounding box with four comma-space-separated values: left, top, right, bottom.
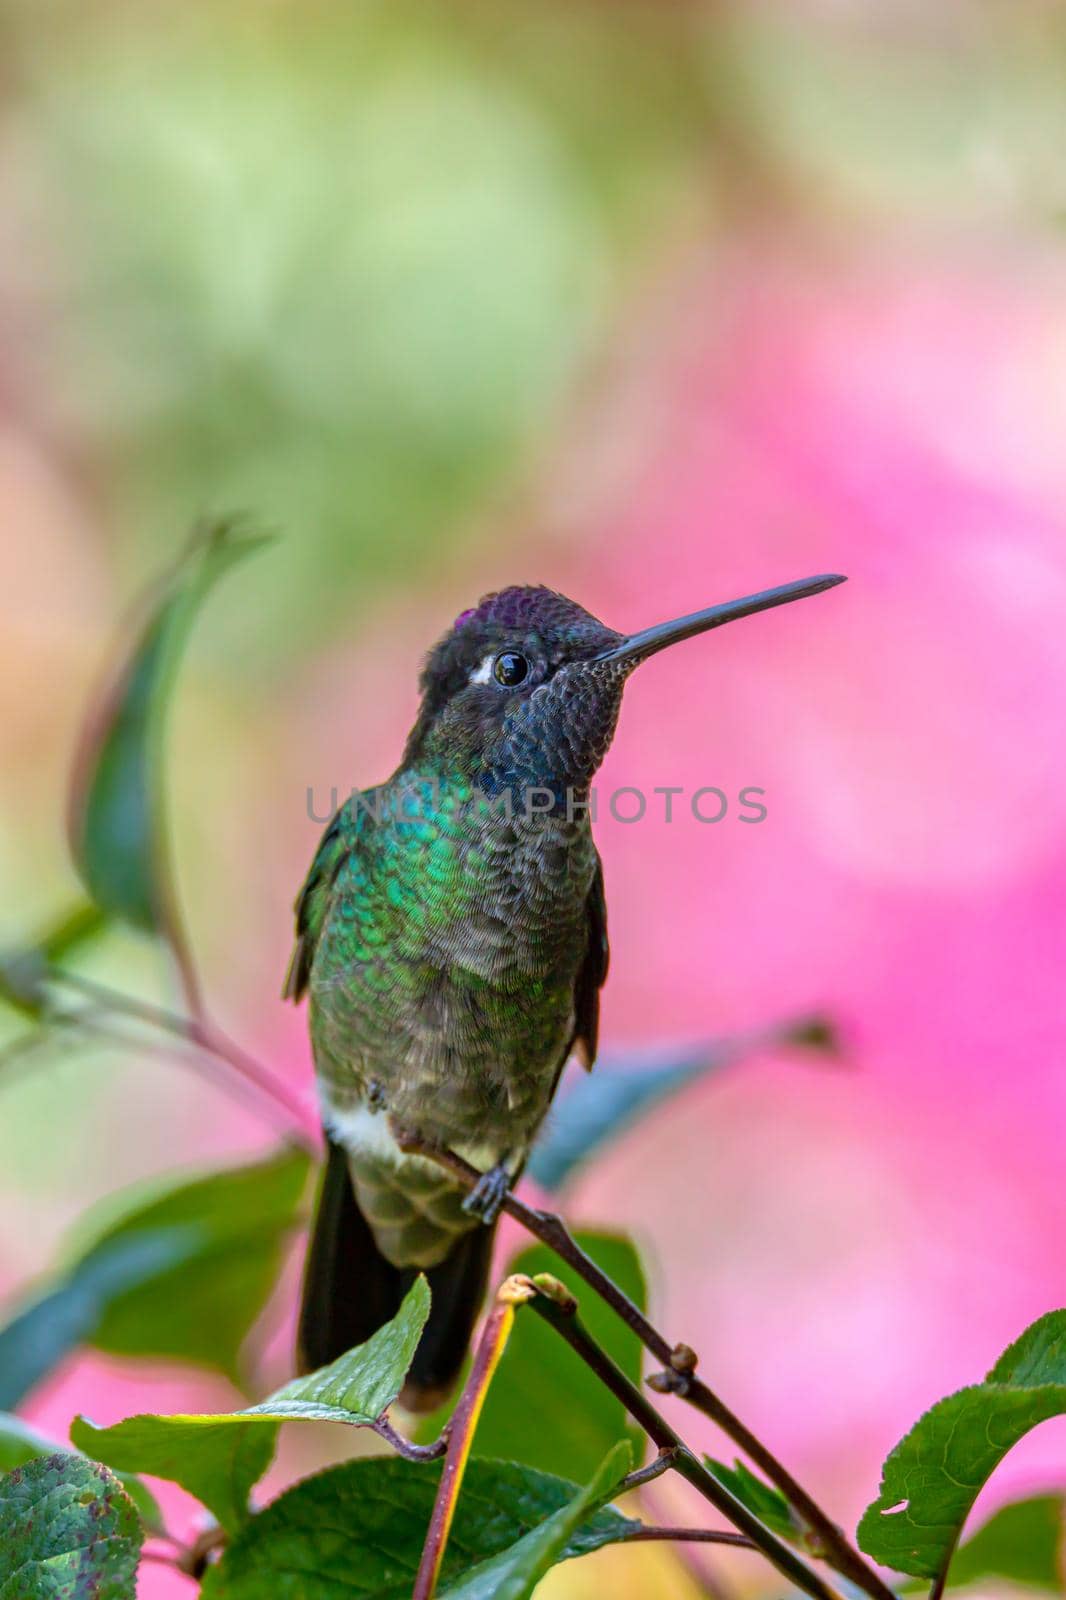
0, 1452, 142, 1600
71, 1276, 430, 1532
0, 1413, 161, 1533
0, 1230, 198, 1411
69, 516, 270, 932
705, 1457, 799, 1546
451, 1232, 645, 1482
858, 1309, 1066, 1580
439, 1443, 632, 1600
199, 1452, 638, 1599
71, 1414, 274, 1539
527, 1018, 838, 1191
70, 1144, 310, 1380
944, 1495, 1064, 1591
0, 1148, 307, 1406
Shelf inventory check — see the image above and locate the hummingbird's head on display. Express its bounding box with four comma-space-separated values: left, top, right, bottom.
403, 576, 845, 806
402, 586, 622, 795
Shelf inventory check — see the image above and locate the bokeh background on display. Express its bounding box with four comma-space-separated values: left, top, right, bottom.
3, 1, 1066, 1594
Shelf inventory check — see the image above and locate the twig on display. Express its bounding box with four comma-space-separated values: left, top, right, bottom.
399, 1137, 895, 1600
49, 968, 315, 1145
644, 1368, 843, 1569
198, 1014, 315, 1140
373, 1413, 449, 1462
622, 1526, 753, 1548
631, 1456, 740, 1600
0, 989, 314, 1145
526, 1282, 846, 1600
176, 1522, 227, 1579
616, 1447, 679, 1494
140, 1523, 186, 1552
140, 1548, 183, 1567
413, 1278, 533, 1600
587, 1440, 757, 1553
0, 1009, 106, 1074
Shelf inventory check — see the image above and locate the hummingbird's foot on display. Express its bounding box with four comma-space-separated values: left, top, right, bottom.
462, 1161, 511, 1225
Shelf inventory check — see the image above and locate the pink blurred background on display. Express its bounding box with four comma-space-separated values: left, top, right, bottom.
3, 3, 1065, 1594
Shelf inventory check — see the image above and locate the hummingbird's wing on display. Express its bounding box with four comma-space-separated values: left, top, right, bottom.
570, 850, 609, 1071
283, 796, 362, 1002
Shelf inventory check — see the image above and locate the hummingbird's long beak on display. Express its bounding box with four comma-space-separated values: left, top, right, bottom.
595, 574, 847, 668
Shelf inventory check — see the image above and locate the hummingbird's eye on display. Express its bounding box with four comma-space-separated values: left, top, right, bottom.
493, 651, 530, 687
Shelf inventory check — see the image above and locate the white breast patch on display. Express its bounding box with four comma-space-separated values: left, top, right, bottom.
321, 1093, 506, 1176
322, 1100, 404, 1166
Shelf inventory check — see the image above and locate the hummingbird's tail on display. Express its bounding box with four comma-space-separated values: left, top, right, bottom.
297, 1137, 495, 1412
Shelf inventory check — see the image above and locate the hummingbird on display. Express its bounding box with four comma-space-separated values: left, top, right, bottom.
287, 574, 845, 1409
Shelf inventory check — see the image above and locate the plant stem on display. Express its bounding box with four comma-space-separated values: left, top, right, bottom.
373, 1413, 449, 1462
622, 1526, 753, 1548
197, 1014, 314, 1138
625, 1451, 740, 1600
528, 1295, 846, 1600
140, 1549, 183, 1567
646, 1368, 864, 1578
403, 1138, 895, 1600
49, 968, 315, 1145
413, 1279, 532, 1600
616, 1447, 679, 1494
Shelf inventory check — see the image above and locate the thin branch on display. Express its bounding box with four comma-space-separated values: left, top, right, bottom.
622, 1526, 754, 1548
0, 1004, 215, 1092
140, 1548, 186, 1569
0, 991, 314, 1145
197, 1014, 315, 1141
617, 1446, 752, 1593
0, 1009, 101, 1074
633, 1457, 740, 1600
413, 1279, 532, 1600
644, 1367, 845, 1570
399, 1137, 895, 1600
176, 1522, 227, 1579
141, 1523, 186, 1552
616, 1447, 679, 1494
526, 1286, 846, 1600
373, 1413, 449, 1462
49, 968, 315, 1145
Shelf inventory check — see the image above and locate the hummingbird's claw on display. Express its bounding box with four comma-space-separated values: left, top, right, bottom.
463, 1161, 510, 1225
